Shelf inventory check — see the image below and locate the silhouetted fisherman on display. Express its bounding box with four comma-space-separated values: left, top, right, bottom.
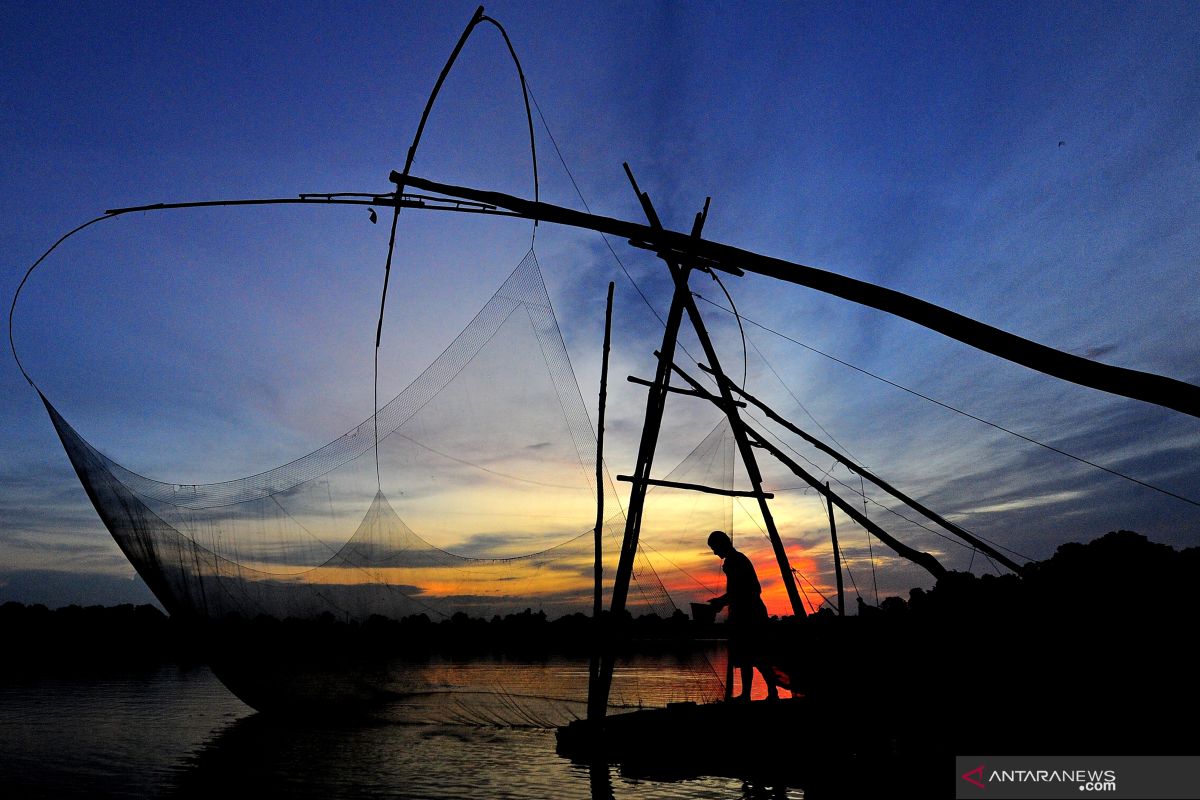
707, 530, 779, 701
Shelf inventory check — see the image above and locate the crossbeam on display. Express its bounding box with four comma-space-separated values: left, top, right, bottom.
626, 375, 746, 407
616, 475, 773, 499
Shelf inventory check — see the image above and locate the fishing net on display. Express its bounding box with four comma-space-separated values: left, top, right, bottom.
38, 248, 727, 722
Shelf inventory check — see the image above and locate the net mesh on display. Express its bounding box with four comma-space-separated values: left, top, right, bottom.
40, 249, 728, 722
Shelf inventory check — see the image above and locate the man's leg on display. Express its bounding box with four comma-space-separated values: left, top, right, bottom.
759, 660, 779, 700
738, 664, 754, 700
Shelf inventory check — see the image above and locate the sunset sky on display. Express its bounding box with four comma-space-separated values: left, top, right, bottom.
2, 2, 1197, 614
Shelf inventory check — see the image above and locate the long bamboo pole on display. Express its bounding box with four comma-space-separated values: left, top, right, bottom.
587, 282, 615, 723
396, 172, 1200, 419
667, 361, 949, 580
706, 367, 1026, 575
745, 426, 948, 579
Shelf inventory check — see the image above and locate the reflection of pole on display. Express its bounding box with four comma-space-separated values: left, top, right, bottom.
827, 482, 845, 616
587, 282, 615, 722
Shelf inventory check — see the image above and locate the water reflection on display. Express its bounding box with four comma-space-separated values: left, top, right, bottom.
0, 662, 800, 799
167, 709, 801, 799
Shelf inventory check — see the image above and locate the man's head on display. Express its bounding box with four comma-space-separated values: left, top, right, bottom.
708, 530, 733, 558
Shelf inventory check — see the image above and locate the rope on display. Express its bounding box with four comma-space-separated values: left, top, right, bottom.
792, 567, 836, 612
763, 420, 1032, 562
706, 270, 748, 389
527, 82, 715, 382
528, 87, 663, 326
693, 292, 1200, 508
826, 490, 860, 600
744, 335, 864, 466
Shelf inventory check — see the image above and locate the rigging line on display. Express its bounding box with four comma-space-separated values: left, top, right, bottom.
778, 482, 1033, 562
527, 82, 716, 387
706, 269, 748, 389
792, 566, 836, 611
519, 267, 601, 494
526, 86, 664, 327
268, 494, 341, 557
528, 82, 720, 398
740, 412, 1023, 563
741, 406, 840, 485
638, 541, 717, 594
391, 430, 583, 490
745, 335, 864, 468
694, 292, 1200, 509
795, 574, 816, 616
823, 491, 860, 599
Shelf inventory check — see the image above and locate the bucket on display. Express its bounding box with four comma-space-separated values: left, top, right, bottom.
690, 601, 718, 624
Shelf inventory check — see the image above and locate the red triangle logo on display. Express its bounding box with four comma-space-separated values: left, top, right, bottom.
962, 764, 986, 788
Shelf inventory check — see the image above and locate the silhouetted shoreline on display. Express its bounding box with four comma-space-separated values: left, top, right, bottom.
4, 534, 1195, 714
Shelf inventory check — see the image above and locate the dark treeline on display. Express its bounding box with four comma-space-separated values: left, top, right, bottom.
0, 601, 197, 672
773, 530, 1200, 769
0, 600, 710, 669
3, 530, 1196, 672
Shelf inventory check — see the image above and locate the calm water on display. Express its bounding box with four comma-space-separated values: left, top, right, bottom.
0, 660, 801, 799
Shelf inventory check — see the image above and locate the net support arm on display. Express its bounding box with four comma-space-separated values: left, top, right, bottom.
396, 172, 1200, 419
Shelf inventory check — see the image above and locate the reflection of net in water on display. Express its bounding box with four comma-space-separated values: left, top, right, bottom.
41, 249, 725, 720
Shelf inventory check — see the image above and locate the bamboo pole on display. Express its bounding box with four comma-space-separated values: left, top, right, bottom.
396, 172, 1200, 419
593, 263, 693, 721
745, 425, 948, 580
706, 368, 1025, 575
587, 282, 615, 723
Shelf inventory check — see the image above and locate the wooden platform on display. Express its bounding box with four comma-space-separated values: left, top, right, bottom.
556, 696, 944, 795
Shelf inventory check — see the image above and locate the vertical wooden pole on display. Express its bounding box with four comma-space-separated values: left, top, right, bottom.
587, 282, 615, 722
827, 481, 845, 616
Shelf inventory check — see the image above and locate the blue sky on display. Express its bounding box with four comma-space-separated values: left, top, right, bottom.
2, 1, 1198, 609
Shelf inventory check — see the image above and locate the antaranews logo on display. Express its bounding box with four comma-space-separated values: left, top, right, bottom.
961, 764, 986, 789
959, 761, 1118, 793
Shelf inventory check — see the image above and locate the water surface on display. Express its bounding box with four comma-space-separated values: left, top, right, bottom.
0, 662, 800, 798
